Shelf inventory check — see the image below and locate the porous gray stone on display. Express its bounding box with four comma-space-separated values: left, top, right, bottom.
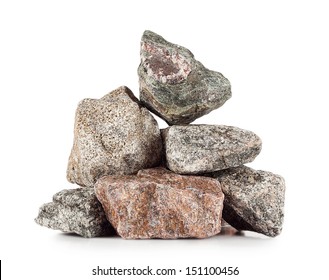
138, 30, 231, 125
95, 167, 224, 239
67, 86, 163, 187
209, 166, 285, 237
35, 188, 115, 237
162, 125, 262, 174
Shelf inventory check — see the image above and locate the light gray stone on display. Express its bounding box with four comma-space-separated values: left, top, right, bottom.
67, 86, 163, 187
209, 166, 285, 237
35, 188, 115, 237
95, 168, 224, 239
138, 30, 231, 125
162, 125, 262, 174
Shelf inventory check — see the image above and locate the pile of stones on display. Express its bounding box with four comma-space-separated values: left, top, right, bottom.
35, 31, 285, 239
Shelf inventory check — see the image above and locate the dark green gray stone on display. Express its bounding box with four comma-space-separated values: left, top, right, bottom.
208, 166, 285, 237
35, 188, 115, 237
138, 30, 231, 125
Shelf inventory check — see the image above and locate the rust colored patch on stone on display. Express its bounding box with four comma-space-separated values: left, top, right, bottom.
141, 42, 192, 84
95, 167, 224, 239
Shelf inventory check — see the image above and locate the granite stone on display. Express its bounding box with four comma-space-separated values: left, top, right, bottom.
138, 30, 231, 125
95, 168, 224, 239
162, 125, 262, 174
209, 166, 285, 237
35, 188, 115, 237
67, 86, 163, 187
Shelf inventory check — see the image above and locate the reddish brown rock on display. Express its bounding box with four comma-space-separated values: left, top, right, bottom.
95, 168, 224, 239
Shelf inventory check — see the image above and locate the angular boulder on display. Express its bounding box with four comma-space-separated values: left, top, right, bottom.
162, 125, 262, 174
35, 188, 115, 237
67, 86, 163, 187
138, 30, 231, 125
209, 166, 285, 237
95, 168, 224, 239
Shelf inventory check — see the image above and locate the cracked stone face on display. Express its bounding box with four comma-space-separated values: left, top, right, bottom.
161, 125, 262, 174
208, 166, 286, 237
35, 188, 115, 237
138, 30, 231, 125
95, 167, 224, 239
67, 86, 163, 187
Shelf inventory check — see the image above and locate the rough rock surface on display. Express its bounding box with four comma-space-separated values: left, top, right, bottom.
138, 30, 231, 125
209, 166, 285, 237
35, 188, 115, 237
95, 168, 224, 239
67, 86, 163, 187
162, 125, 262, 174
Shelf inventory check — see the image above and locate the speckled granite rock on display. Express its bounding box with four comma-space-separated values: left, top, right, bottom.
35, 188, 115, 237
209, 166, 285, 237
67, 86, 163, 187
162, 125, 262, 174
95, 167, 224, 239
138, 30, 231, 125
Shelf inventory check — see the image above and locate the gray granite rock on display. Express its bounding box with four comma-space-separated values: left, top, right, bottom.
67, 86, 163, 187
162, 125, 262, 174
35, 188, 115, 237
209, 166, 285, 237
138, 30, 231, 125
95, 167, 224, 239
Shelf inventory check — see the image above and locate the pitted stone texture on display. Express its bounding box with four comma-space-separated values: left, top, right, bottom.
162, 125, 262, 174
209, 166, 285, 237
35, 188, 115, 237
95, 168, 224, 239
138, 30, 231, 125
67, 86, 163, 187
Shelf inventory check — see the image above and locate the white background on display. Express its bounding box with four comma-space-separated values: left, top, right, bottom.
1, 0, 328, 279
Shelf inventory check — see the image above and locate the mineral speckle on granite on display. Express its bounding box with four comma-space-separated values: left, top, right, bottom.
209, 166, 285, 237
35, 188, 115, 237
138, 30, 231, 125
67, 86, 163, 187
162, 125, 262, 174
95, 167, 224, 239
